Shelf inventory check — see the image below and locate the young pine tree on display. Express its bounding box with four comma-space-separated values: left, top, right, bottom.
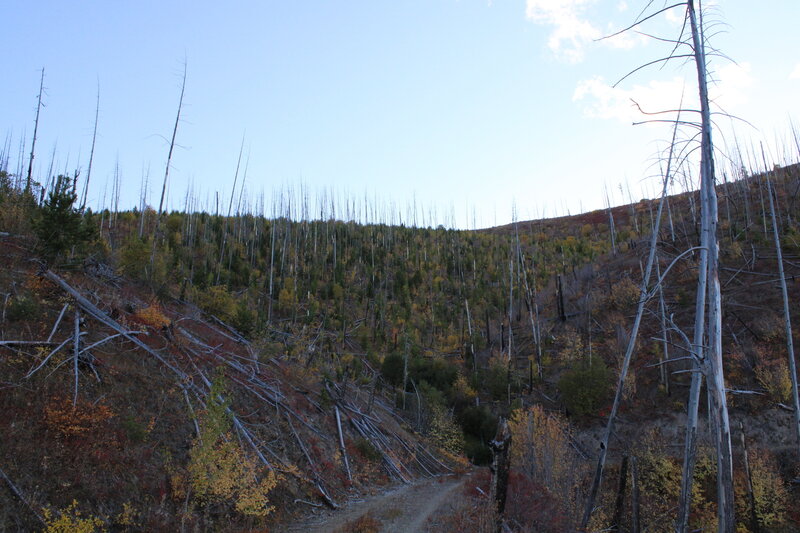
33, 174, 96, 265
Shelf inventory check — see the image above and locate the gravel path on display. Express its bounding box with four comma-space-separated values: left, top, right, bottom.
280, 473, 472, 533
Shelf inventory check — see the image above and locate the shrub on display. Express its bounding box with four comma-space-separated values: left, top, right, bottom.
0, 170, 10, 201
753, 345, 793, 404
457, 405, 497, 465
195, 285, 236, 321
426, 403, 465, 455
178, 371, 278, 517
557, 358, 611, 417
556, 327, 584, 364
44, 396, 115, 438
486, 354, 510, 401
505, 473, 571, 532
42, 500, 104, 533
736, 448, 790, 529
449, 374, 477, 410
508, 405, 581, 510
118, 237, 150, 279
636, 431, 682, 532
606, 277, 640, 310
380, 352, 405, 388
5, 295, 39, 321
410, 355, 457, 393
353, 437, 382, 463
233, 302, 256, 337
132, 305, 171, 329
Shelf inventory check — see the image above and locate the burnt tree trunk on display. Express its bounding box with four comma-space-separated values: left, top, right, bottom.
490, 418, 511, 532
612, 455, 630, 532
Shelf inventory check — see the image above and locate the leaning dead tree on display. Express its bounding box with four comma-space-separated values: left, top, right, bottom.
764, 155, 800, 458
581, 108, 679, 529
80, 80, 100, 211
151, 61, 187, 268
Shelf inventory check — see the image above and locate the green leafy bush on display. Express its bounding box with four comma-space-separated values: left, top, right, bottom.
457, 405, 497, 465
380, 352, 405, 387
557, 358, 611, 417
195, 285, 236, 320
6, 296, 39, 321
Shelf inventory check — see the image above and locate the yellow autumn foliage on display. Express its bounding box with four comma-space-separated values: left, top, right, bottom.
132, 305, 171, 329
755, 356, 792, 404
508, 405, 581, 509
43, 500, 104, 533
182, 372, 279, 517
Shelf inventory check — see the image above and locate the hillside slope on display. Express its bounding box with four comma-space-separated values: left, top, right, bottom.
2, 163, 800, 530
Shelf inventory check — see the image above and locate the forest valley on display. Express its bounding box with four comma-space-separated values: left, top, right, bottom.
1, 157, 800, 531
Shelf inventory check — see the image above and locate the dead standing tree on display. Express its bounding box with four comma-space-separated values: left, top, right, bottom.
151, 62, 187, 269
678, 2, 735, 531
80, 81, 100, 211
25, 68, 46, 194
579, 2, 736, 530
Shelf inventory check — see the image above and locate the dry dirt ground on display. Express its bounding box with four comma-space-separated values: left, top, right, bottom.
280, 473, 473, 533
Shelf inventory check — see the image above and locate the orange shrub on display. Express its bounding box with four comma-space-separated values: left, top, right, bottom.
44, 396, 115, 438
132, 305, 171, 329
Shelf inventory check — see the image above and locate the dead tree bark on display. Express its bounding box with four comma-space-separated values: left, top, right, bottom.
80, 81, 99, 211
612, 455, 630, 532
766, 170, 800, 456
72, 307, 80, 407
465, 298, 477, 381
25, 68, 45, 194
48, 303, 69, 343
0, 467, 44, 525
688, 2, 735, 530
151, 61, 186, 268
656, 257, 670, 395
489, 418, 511, 533
335, 405, 352, 482
631, 456, 641, 533
740, 422, 760, 533
216, 134, 245, 285
556, 274, 566, 322
518, 247, 543, 381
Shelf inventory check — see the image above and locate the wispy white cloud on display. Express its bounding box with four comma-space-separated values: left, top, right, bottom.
572, 62, 754, 124
573, 76, 687, 123
709, 62, 753, 111
791, 63, 800, 80
525, 0, 650, 62
525, 0, 600, 63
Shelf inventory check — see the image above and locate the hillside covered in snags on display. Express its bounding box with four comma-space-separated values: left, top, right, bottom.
1, 162, 800, 531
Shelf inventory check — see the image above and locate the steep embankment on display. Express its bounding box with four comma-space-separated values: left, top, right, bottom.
0, 233, 457, 531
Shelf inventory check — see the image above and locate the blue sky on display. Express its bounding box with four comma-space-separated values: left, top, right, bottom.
3, 1, 799, 228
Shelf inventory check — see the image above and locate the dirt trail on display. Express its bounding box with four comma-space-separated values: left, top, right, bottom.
281, 473, 472, 533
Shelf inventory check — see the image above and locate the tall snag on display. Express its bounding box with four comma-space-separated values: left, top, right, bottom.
25, 68, 45, 194
684, 2, 734, 530
151, 61, 187, 268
